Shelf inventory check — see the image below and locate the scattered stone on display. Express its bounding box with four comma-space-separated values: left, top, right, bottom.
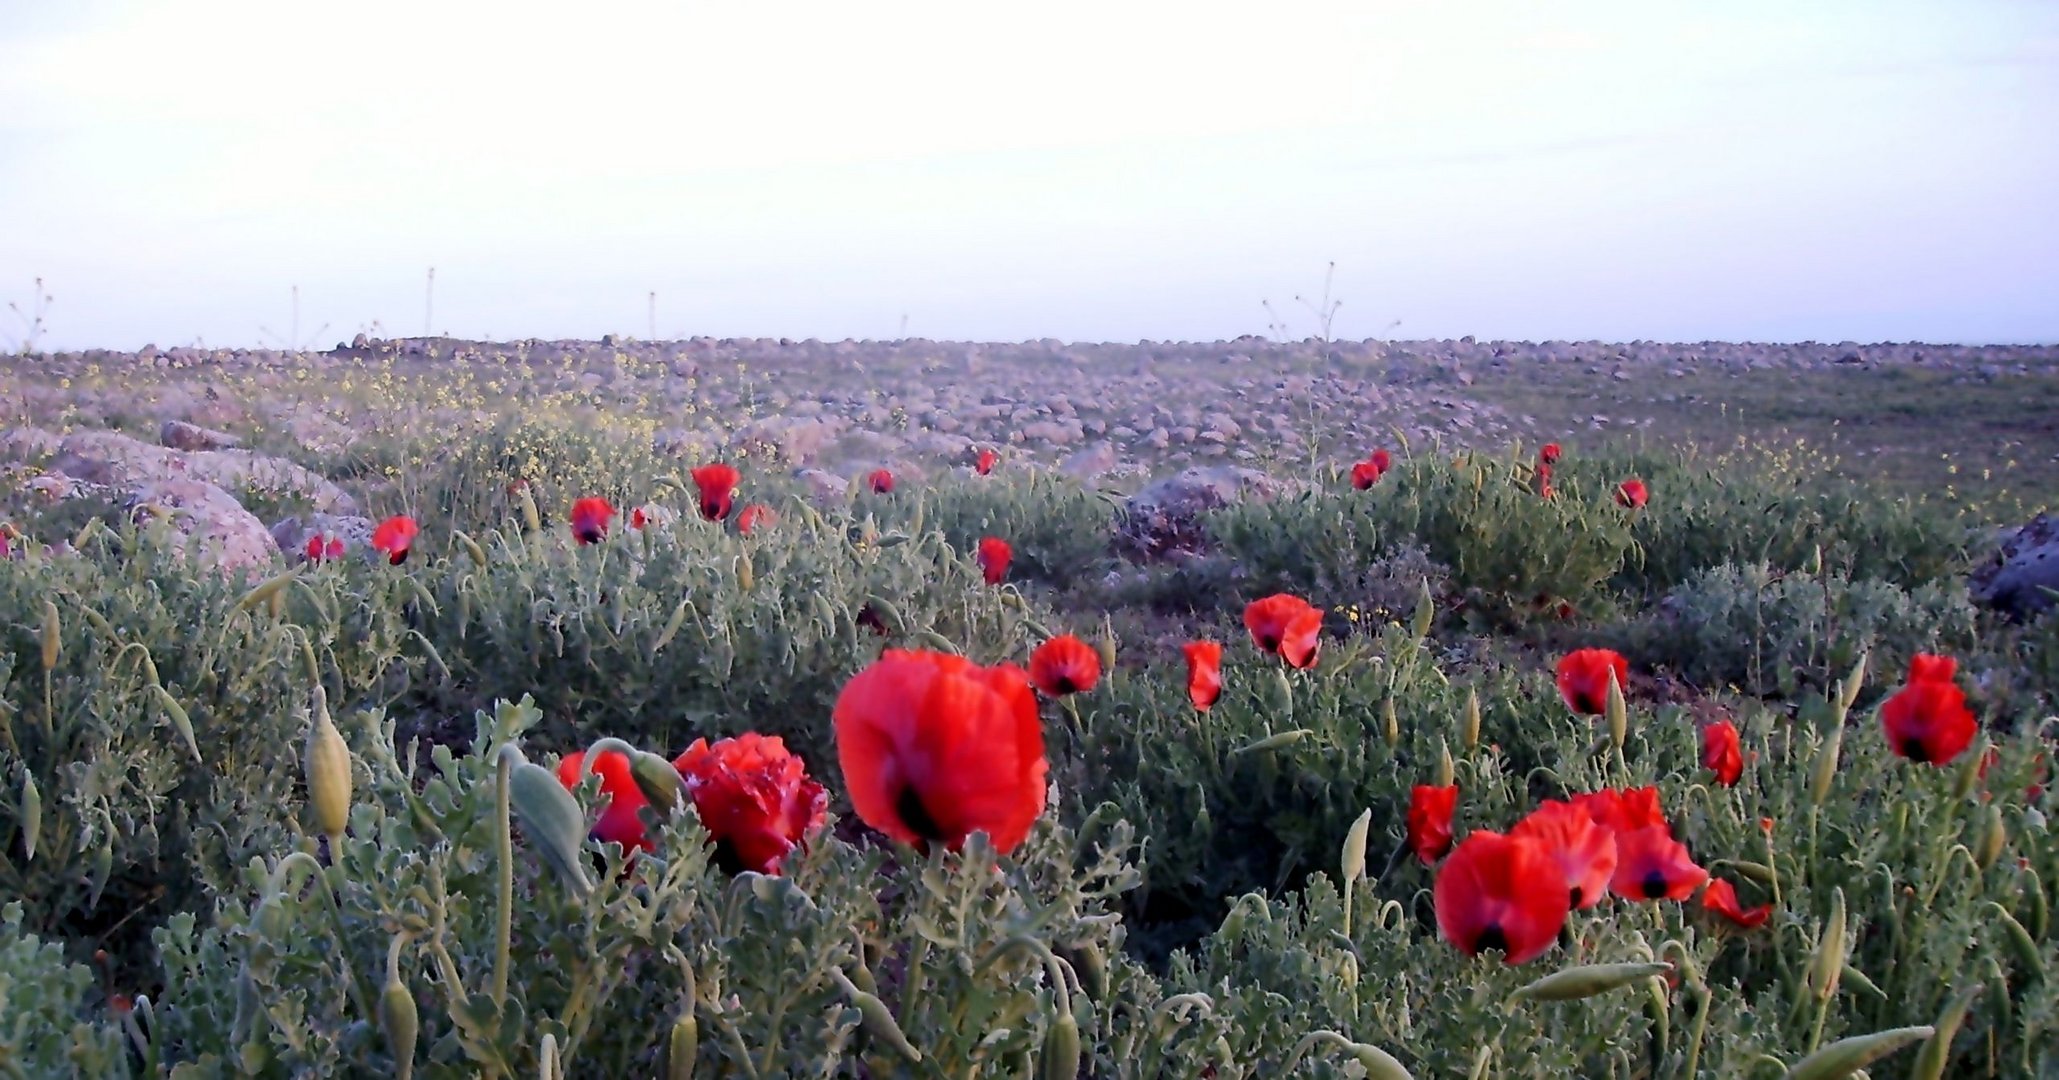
1972, 513, 2059, 617
160, 419, 242, 452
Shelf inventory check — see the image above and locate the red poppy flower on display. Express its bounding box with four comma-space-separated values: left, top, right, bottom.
1701, 878, 1773, 929
1701, 719, 1743, 786
975, 448, 998, 476
1183, 641, 1223, 711
1554, 649, 1629, 716
554, 746, 653, 852
1433, 831, 1571, 965
1029, 634, 1101, 696
1615, 478, 1648, 509
1575, 786, 1669, 837
1408, 784, 1459, 864
869, 468, 895, 494
673, 733, 827, 875
832, 649, 1048, 854
1609, 825, 1708, 901
1906, 653, 1958, 685
1881, 677, 1977, 765
1512, 799, 1619, 909
303, 534, 346, 563
977, 536, 1012, 585
570, 497, 616, 545
1243, 594, 1322, 669
1350, 460, 1382, 490
1369, 448, 1392, 474
370, 515, 420, 566
630, 506, 649, 530
691, 463, 741, 522
736, 503, 774, 535
1539, 443, 1562, 465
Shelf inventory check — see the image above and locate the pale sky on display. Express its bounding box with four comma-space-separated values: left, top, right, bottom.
3, 0, 2056, 351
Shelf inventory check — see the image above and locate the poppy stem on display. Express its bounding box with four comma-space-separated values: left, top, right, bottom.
492, 747, 513, 1010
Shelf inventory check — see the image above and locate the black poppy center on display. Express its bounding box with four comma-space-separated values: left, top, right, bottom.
389, 550, 409, 566
1641, 871, 1670, 899
1569, 886, 1585, 908
895, 785, 945, 842
1052, 675, 1077, 695
1900, 736, 1935, 764
1475, 923, 1509, 956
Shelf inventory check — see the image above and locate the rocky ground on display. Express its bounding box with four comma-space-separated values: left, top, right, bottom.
4, 334, 2058, 607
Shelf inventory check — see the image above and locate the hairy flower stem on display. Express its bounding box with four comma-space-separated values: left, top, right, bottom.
271, 851, 373, 1022
493, 747, 514, 1010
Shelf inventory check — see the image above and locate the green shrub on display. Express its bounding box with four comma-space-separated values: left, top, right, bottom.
871, 470, 1119, 589
1622, 562, 1981, 698
0, 903, 128, 1075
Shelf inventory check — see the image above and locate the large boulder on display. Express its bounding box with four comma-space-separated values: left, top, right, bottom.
130, 479, 279, 579
1117, 465, 1279, 560
34, 429, 358, 516
1972, 514, 2059, 617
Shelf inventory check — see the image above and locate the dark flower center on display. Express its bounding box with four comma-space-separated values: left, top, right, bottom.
1052, 675, 1077, 695
1569, 886, 1585, 907
895, 785, 945, 842
1901, 737, 1935, 764
1642, 871, 1670, 899
1475, 923, 1509, 956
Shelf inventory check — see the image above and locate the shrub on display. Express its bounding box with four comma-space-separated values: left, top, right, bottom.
868, 469, 1119, 589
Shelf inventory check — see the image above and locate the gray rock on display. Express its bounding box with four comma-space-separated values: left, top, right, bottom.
1060, 441, 1119, 479
1118, 465, 1280, 560
1972, 513, 2059, 616
160, 419, 241, 452
794, 468, 850, 505
130, 478, 277, 578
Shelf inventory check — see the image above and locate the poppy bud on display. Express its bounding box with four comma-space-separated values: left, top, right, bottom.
40, 599, 59, 671
1782, 1025, 1934, 1080
1605, 671, 1628, 751
666, 1011, 699, 1080
1953, 743, 1983, 800
1042, 1009, 1081, 1080
1064, 942, 1108, 1002
236, 568, 298, 611
1461, 689, 1480, 751
830, 968, 921, 1064
1095, 630, 1117, 674
1382, 696, 1400, 747
1509, 961, 1673, 1003
1986, 901, 2042, 983
504, 747, 596, 897
651, 600, 689, 658
1810, 725, 1843, 807
1977, 802, 2007, 870
1410, 579, 1434, 641
518, 485, 541, 533
1231, 729, 1313, 756
630, 751, 687, 817
378, 937, 418, 1080
1909, 986, 1982, 1080
18, 770, 39, 862
1266, 668, 1294, 718
1839, 650, 1869, 714
737, 551, 754, 593
1341, 808, 1372, 887
455, 531, 488, 567
304, 688, 353, 846
1809, 887, 1847, 1000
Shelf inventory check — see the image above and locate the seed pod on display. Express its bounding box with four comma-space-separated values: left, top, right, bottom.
1909, 986, 1981, 1080
666, 1010, 698, 1080
1809, 888, 1847, 1001
1042, 1010, 1081, 1080
152, 686, 202, 766
1605, 671, 1627, 751
1436, 740, 1455, 788
378, 937, 419, 1080
1382, 697, 1399, 747
1780, 1024, 1933, 1080
1810, 724, 1844, 807
505, 750, 595, 896
1230, 729, 1313, 757
304, 688, 353, 845
236, 569, 298, 612
631, 751, 687, 816
40, 599, 60, 671
1510, 961, 1673, 1003
1410, 578, 1434, 640
1341, 808, 1372, 887
830, 968, 921, 1063
19, 770, 40, 862
1977, 802, 2006, 870
1461, 689, 1480, 750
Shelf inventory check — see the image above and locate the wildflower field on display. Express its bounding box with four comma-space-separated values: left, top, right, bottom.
2, 339, 2057, 1078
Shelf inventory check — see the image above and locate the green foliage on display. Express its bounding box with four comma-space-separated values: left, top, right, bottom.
0, 902, 128, 1076
871, 469, 1119, 589
1623, 562, 1980, 698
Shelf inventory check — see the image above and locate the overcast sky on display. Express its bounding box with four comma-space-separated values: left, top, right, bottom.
2, 1, 2055, 351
